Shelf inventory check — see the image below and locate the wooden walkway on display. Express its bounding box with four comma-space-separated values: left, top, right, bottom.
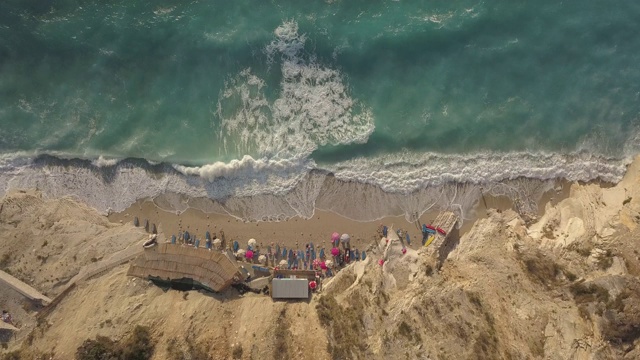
422, 211, 460, 268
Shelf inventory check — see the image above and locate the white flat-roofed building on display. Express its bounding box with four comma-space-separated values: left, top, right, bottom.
271, 278, 309, 299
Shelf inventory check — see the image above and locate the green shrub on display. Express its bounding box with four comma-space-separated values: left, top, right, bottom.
75, 325, 154, 360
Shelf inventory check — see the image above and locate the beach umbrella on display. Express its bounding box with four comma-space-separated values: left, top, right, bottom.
320, 261, 327, 270
309, 281, 317, 290
325, 259, 333, 268
248, 238, 257, 249
258, 255, 267, 264
340, 233, 350, 244
378, 259, 385, 266
237, 249, 246, 257
312, 259, 322, 268
279, 259, 288, 266
245, 250, 254, 260
331, 232, 340, 242
213, 238, 221, 248
331, 247, 340, 256
402, 248, 407, 255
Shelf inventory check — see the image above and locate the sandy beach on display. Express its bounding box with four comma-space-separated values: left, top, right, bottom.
108, 199, 440, 254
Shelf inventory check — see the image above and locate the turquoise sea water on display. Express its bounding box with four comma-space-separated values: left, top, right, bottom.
1, 1, 639, 220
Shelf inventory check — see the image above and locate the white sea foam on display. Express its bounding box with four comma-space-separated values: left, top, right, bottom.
326, 150, 629, 193
216, 21, 375, 160
92, 156, 119, 167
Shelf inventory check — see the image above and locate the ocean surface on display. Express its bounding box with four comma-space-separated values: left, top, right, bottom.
1, 0, 639, 222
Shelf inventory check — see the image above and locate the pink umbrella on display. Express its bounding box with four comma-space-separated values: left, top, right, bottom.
331, 247, 340, 256
331, 232, 340, 242
245, 250, 254, 259
378, 259, 385, 266
309, 281, 317, 290
312, 259, 322, 269
401, 248, 407, 255
320, 261, 327, 270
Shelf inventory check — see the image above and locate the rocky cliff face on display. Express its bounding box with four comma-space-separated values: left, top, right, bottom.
318, 158, 640, 360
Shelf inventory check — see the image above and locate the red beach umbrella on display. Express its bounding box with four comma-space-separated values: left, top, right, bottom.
331, 247, 340, 256
378, 259, 385, 266
309, 281, 317, 290
320, 261, 327, 270
245, 250, 254, 259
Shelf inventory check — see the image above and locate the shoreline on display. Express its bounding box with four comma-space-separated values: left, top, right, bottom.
107, 177, 580, 253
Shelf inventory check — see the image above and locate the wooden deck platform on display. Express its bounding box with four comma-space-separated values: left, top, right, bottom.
423, 211, 460, 268
127, 243, 243, 292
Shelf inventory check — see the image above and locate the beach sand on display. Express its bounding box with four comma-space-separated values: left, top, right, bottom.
108, 199, 442, 254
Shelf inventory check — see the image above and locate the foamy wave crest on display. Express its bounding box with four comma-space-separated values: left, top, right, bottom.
92, 156, 119, 167
215, 20, 374, 160
173, 155, 311, 183
327, 150, 629, 193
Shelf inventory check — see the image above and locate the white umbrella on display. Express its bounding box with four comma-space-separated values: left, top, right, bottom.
325, 259, 333, 268
248, 238, 257, 248
237, 249, 246, 257
340, 233, 350, 243
258, 255, 267, 264
213, 238, 221, 249
279, 259, 288, 266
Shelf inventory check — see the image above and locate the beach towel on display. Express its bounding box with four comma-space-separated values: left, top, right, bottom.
171, 235, 176, 244
361, 250, 367, 260
382, 226, 388, 237
319, 248, 325, 259
184, 231, 190, 241
282, 247, 288, 259
406, 233, 411, 245
206, 231, 211, 240
233, 240, 239, 252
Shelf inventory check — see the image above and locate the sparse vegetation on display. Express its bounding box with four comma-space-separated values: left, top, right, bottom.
316, 294, 367, 359
231, 344, 243, 359
273, 308, 290, 360
397, 321, 421, 344
76, 325, 154, 360
597, 250, 614, 270
166, 337, 212, 360
0, 253, 11, 268
519, 250, 564, 288
569, 282, 610, 305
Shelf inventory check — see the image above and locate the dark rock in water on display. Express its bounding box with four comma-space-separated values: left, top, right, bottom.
144, 219, 149, 232
152, 223, 157, 234
133, 217, 139, 227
